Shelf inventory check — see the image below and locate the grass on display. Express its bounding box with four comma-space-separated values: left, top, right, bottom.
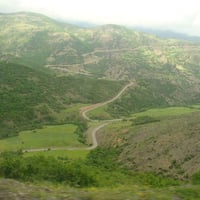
131, 106, 200, 118
87, 105, 113, 120
54, 103, 86, 121
1, 178, 200, 200
0, 124, 86, 152
87, 105, 200, 121
1, 106, 198, 153
87, 106, 200, 134
24, 149, 90, 159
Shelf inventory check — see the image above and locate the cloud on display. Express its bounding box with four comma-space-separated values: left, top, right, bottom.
0, 0, 200, 36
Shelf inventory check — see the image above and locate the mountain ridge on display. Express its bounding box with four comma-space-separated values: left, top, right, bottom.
0, 12, 199, 132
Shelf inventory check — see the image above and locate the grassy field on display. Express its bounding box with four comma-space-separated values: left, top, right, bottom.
24, 149, 90, 159
87, 105, 113, 120
87, 105, 200, 120
54, 103, 86, 121
102, 106, 200, 137
0, 124, 86, 152
1, 106, 198, 153
131, 106, 200, 118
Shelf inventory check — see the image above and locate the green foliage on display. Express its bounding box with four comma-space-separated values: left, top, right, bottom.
106, 77, 200, 117
0, 62, 123, 138
129, 172, 180, 187
0, 148, 181, 189
192, 171, 200, 184
86, 147, 120, 170
74, 121, 88, 143
132, 106, 200, 118
132, 116, 160, 125
0, 124, 85, 152
24, 149, 90, 159
175, 187, 200, 200
0, 152, 96, 187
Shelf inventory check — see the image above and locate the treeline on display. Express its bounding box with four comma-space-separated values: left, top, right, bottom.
0, 62, 124, 138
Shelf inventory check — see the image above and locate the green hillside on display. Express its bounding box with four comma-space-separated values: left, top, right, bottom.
1, 13, 200, 80
0, 62, 124, 138
0, 12, 199, 113
1, 12, 200, 199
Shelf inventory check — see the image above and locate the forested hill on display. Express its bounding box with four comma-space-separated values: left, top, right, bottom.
0, 62, 124, 138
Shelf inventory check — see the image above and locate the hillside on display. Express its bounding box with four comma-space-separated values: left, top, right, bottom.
1, 13, 200, 77
96, 110, 200, 179
0, 12, 199, 112
1, 12, 200, 199
0, 62, 124, 138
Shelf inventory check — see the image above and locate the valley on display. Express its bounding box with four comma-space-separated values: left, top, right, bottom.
0, 12, 200, 199
0, 81, 133, 152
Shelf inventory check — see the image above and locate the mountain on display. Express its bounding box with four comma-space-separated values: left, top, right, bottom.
1, 12, 200, 199
135, 27, 200, 43
0, 12, 200, 134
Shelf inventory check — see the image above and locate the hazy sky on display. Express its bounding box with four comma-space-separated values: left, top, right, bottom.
0, 0, 200, 36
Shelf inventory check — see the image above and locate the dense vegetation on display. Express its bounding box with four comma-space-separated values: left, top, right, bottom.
0, 147, 200, 199
0, 62, 124, 138
0, 148, 181, 188
0, 151, 96, 187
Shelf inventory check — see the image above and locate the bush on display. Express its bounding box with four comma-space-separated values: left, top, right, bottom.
132, 116, 160, 126
86, 147, 121, 170
192, 171, 200, 184
0, 152, 96, 187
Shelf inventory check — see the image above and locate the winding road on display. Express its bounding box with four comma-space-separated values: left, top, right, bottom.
81, 82, 133, 121
23, 82, 134, 152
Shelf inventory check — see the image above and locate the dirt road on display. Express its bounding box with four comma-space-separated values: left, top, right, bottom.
24, 82, 133, 153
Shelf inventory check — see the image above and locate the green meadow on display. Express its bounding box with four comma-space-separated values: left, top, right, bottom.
0, 124, 86, 152
87, 105, 113, 120
87, 105, 200, 120
1, 106, 199, 153
95, 106, 200, 135
24, 149, 90, 159
131, 106, 200, 118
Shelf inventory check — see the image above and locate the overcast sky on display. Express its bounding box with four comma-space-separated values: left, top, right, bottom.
0, 0, 200, 36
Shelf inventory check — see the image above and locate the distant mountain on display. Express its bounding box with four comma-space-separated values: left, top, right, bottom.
135, 27, 200, 43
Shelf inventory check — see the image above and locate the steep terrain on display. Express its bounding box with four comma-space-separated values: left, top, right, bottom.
0, 12, 199, 113
96, 110, 200, 179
